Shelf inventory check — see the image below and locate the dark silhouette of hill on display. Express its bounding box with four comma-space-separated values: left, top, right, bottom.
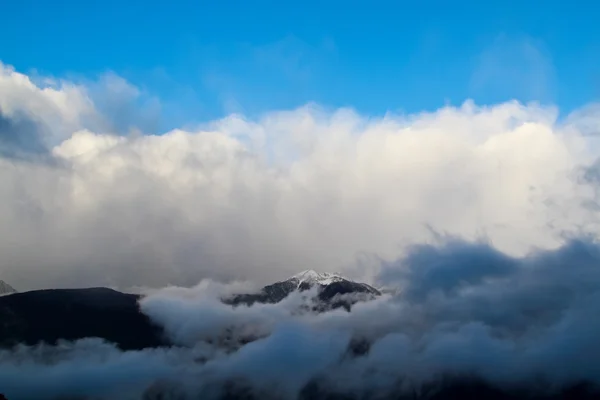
0, 287, 167, 350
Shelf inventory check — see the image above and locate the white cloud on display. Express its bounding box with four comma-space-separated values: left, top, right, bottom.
469, 35, 557, 104
0, 62, 98, 153
1, 62, 600, 291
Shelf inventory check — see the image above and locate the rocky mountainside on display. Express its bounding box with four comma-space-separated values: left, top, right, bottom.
0, 280, 16, 296
224, 269, 381, 310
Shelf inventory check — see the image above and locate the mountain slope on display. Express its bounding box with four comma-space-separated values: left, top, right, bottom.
224, 269, 381, 309
0, 287, 167, 350
0, 280, 16, 296
0, 271, 380, 351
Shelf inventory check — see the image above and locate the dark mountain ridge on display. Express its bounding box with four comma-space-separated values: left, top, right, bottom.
0, 287, 166, 350
0, 271, 380, 351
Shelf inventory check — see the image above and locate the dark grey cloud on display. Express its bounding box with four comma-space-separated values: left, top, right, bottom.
379, 237, 517, 302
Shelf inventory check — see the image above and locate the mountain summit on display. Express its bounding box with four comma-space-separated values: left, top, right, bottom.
224, 270, 381, 309
0, 280, 16, 296
289, 270, 347, 286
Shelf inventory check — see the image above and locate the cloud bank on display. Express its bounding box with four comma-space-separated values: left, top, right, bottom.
2, 62, 600, 291
3, 238, 600, 399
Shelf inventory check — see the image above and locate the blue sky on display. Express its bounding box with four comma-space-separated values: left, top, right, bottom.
1, 0, 598, 128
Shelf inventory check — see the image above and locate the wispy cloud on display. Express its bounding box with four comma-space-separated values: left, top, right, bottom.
202, 36, 338, 117
469, 35, 557, 104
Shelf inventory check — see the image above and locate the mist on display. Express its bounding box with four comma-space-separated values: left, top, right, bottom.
3, 238, 600, 398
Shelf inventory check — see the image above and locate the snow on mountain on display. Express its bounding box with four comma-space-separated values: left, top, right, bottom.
0, 280, 16, 296
284, 269, 381, 295
224, 269, 381, 309
288, 270, 346, 287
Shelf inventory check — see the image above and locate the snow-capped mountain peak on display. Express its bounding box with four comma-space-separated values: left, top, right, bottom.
223, 269, 381, 309
289, 270, 346, 287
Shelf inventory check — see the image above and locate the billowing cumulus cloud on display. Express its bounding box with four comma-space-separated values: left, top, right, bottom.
0, 62, 98, 158
2, 62, 600, 291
